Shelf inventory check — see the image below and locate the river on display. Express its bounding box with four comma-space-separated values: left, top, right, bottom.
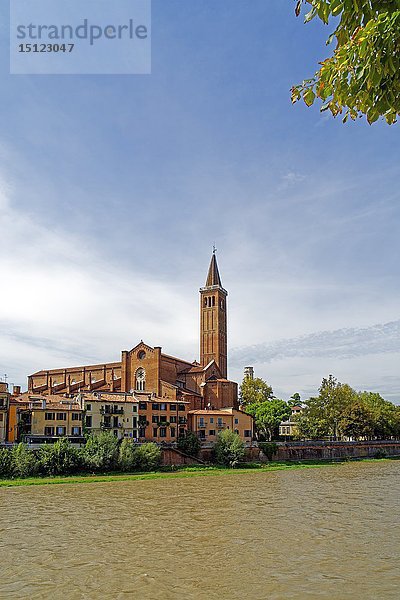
0, 461, 399, 599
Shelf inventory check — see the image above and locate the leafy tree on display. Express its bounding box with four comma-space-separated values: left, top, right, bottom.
213, 430, 246, 467
119, 438, 137, 472
11, 443, 38, 478
177, 431, 201, 457
248, 399, 291, 441
288, 393, 302, 407
38, 438, 81, 476
0, 448, 12, 477
292, 0, 400, 124
132, 443, 161, 472
83, 432, 119, 472
338, 399, 375, 440
358, 391, 400, 438
240, 377, 274, 406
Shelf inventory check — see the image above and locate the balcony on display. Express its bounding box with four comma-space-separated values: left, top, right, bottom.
101, 422, 112, 429
100, 407, 124, 415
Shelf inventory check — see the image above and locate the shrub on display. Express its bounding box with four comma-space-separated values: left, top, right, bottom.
38, 438, 82, 476
0, 448, 12, 477
177, 431, 201, 457
119, 438, 137, 472
82, 432, 119, 472
213, 430, 245, 468
259, 442, 278, 461
11, 443, 38, 478
133, 443, 161, 472
374, 449, 387, 459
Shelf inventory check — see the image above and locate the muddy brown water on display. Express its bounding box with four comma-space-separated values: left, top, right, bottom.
0, 461, 399, 599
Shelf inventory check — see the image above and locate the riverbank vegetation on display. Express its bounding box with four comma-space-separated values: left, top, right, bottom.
0, 429, 247, 479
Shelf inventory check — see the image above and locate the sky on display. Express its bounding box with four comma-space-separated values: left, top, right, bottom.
0, 0, 399, 403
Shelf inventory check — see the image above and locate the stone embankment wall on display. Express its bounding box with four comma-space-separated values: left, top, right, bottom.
249, 441, 400, 462
161, 441, 400, 465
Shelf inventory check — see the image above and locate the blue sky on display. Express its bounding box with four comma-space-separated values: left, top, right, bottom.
0, 0, 399, 402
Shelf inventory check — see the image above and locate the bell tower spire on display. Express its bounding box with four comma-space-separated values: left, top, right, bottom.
200, 249, 228, 378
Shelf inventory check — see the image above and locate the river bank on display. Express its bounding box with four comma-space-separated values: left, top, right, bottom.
0, 457, 395, 487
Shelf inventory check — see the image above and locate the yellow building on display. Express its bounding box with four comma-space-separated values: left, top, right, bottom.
188, 407, 253, 446
279, 405, 302, 438
0, 382, 10, 443
79, 392, 139, 440
13, 394, 84, 443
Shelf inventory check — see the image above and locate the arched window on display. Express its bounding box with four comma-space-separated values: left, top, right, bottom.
135, 368, 146, 391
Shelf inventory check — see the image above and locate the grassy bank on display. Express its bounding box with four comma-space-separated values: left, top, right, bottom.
0, 458, 394, 488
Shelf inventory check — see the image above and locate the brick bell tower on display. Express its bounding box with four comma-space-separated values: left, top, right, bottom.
200, 248, 228, 378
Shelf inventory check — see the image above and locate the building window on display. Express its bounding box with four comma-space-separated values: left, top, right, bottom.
234, 418, 239, 425
153, 427, 158, 437
199, 418, 205, 428
244, 430, 252, 437
139, 402, 147, 410
204, 298, 207, 307
210, 418, 214, 424
170, 427, 176, 437
86, 415, 92, 427
170, 416, 177, 424
152, 415, 159, 424
132, 405, 138, 412
152, 403, 159, 411
160, 403, 167, 411
72, 427, 81, 436
133, 417, 137, 428
212, 296, 215, 306
217, 418, 223, 427
199, 430, 206, 440
86, 404, 92, 411
209, 430, 215, 436
72, 413, 81, 421
45, 412, 55, 421
56, 413, 66, 421
170, 404, 177, 411
56, 426, 66, 436
44, 426, 54, 436
159, 427, 167, 438
0, 414, 3, 422
137, 350, 146, 360
235, 429, 239, 435
135, 368, 146, 391
178, 404, 185, 412
139, 427, 146, 437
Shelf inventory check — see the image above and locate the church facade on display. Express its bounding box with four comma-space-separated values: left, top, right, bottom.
28, 252, 238, 412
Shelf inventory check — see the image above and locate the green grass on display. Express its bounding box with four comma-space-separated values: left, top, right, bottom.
0, 457, 394, 488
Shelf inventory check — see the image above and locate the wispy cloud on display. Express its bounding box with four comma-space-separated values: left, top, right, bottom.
230, 320, 400, 367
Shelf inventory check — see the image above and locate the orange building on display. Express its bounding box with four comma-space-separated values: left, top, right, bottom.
188, 408, 254, 446
27, 252, 238, 412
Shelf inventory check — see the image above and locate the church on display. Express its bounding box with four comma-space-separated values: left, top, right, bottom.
28, 252, 239, 412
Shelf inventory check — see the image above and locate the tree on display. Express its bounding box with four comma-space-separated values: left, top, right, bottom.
292, 0, 400, 124
177, 431, 201, 457
0, 448, 12, 477
288, 393, 302, 407
38, 438, 81, 476
240, 377, 274, 406
83, 432, 119, 472
213, 430, 246, 467
132, 443, 161, 472
11, 443, 38, 478
295, 375, 357, 440
119, 438, 137, 472
250, 399, 291, 441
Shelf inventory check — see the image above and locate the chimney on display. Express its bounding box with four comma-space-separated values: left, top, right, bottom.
13, 385, 21, 395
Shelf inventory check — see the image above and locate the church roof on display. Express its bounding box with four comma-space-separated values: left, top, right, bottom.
205, 252, 222, 287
